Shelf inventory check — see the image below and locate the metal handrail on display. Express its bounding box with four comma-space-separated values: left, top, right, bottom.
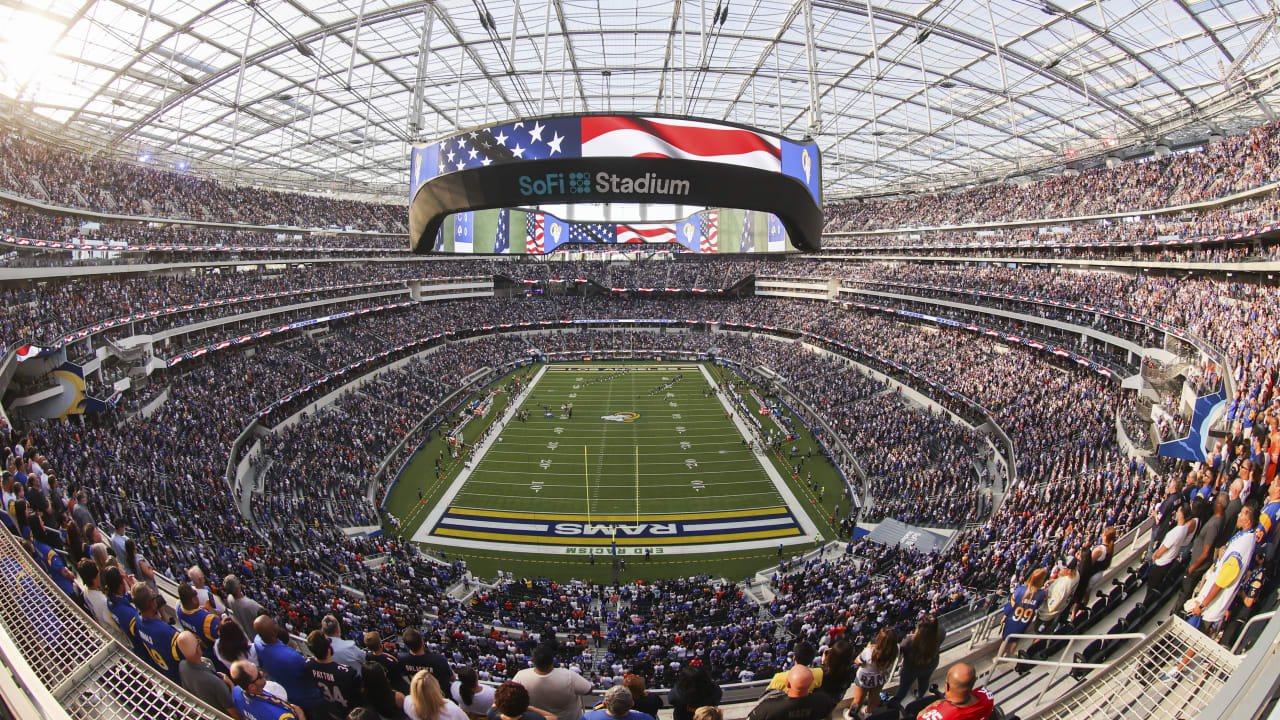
1231, 610, 1277, 654
989, 631, 1148, 708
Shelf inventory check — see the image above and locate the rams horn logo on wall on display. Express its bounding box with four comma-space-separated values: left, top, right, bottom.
601, 411, 641, 423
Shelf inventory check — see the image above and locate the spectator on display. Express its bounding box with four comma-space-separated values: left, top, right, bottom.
130, 583, 182, 683
667, 666, 722, 720
512, 644, 592, 720
358, 661, 407, 719
231, 659, 305, 720
765, 641, 823, 692
104, 567, 146, 661
399, 628, 452, 696
692, 708, 721, 720
77, 558, 120, 644
851, 629, 898, 717
913, 663, 994, 720
746, 666, 834, 720
580, 686, 653, 720
364, 631, 405, 691
453, 667, 496, 717
1145, 503, 1191, 608
178, 630, 240, 719
189, 565, 227, 614
177, 581, 222, 655
488, 681, 555, 720
816, 639, 855, 704
1000, 569, 1047, 657
1188, 505, 1258, 635
254, 615, 325, 720
305, 630, 362, 720
621, 674, 662, 719
217, 618, 259, 670
322, 615, 367, 676
109, 517, 128, 561
893, 616, 943, 706
405, 672, 469, 720
1037, 560, 1078, 633
226, 575, 265, 635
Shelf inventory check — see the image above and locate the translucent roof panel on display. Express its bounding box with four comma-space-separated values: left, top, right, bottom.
3, 0, 1280, 200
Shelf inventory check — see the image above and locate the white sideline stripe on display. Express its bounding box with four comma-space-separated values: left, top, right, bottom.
438, 518, 550, 532
453, 490, 782, 501
461, 468, 761, 477
682, 517, 796, 531
410, 364, 550, 545
460, 478, 774, 488
698, 364, 820, 539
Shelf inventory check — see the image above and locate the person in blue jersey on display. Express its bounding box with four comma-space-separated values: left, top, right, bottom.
999, 568, 1048, 658
1254, 480, 1280, 555
231, 659, 305, 720
104, 567, 148, 660
176, 581, 222, 658
26, 528, 80, 603
131, 583, 183, 683
253, 614, 325, 720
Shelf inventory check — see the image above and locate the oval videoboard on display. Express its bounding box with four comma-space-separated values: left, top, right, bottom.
408, 114, 823, 253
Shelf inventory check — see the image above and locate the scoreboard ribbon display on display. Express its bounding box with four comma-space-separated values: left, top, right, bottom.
409, 114, 823, 253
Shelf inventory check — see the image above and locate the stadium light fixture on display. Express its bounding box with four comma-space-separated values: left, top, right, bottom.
139, 153, 151, 162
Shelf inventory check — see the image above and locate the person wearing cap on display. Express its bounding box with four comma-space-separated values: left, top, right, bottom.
580, 686, 654, 720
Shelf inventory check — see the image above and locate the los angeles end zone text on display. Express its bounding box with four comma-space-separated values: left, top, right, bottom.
407, 363, 821, 556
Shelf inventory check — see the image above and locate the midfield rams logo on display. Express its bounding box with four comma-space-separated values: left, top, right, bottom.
601, 411, 641, 423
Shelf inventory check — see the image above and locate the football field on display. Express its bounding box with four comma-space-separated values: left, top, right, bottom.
408, 363, 818, 556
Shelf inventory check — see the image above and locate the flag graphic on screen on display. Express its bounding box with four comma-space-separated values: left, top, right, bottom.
767, 213, 786, 252
542, 214, 571, 253
454, 211, 474, 253
434, 116, 780, 174
582, 117, 782, 172
702, 211, 719, 253
741, 211, 754, 253
526, 213, 545, 254
675, 216, 703, 253
494, 209, 510, 254
568, 222, 614, 245
617, 223, 677, 244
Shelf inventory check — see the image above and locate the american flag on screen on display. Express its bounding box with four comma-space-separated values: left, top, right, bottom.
741, 211, 755, 253
617, 223, 677, 244
437, 116, 782, 173
569, 223, 615, 245
702, 211, 719, 253
494, 209, 510, 253
526, 213, 544, 254
582, 117, 782, 171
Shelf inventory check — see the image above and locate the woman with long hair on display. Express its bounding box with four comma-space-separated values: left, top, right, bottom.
360, 661, 408, 719
1002, 568, 1049, 657
817, 638, 855, 703
668, 665, 722, 720
405, 670, 468, 720
891, 615, 943, 705
451, 667, 495, 718
851, 628, 898, 717
214, 617, 256, 670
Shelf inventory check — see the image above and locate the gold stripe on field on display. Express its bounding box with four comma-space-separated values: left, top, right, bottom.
445, 506, 791, 521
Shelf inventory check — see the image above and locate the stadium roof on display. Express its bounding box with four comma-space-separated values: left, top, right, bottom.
4, 0, 1280, 199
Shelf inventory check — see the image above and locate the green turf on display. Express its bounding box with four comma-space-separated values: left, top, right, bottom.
384, 361, 851, 582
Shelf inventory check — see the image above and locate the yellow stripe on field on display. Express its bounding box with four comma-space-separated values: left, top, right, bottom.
431, 527, 802, 545
446, 506, 790, 521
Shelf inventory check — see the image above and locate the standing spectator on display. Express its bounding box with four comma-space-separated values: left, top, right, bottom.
453, 667, 496, 717
189, 565, 227, 613
621, 674, 662, 719
1037, 560, 1078, 633
1000, 569, 1047, 657
766, 641, 823, 691
358, 662, 408, 719
487, 681, 555, 720
226, 575, 266, 637
1181, 494, 1227, 608
230, 659, 305, 720
104, 567, 146, 661
108, 517, 129, 560
1145, 504, 1191, 609
893, 616, 943, 705
580, 685, 654, 720
217, 618, 259, 670
131, 583, 182, 683
77, 558, 120, 643
321, 615, 366, 675
746, 666, 834, 720
305, 630, 362, 720
816, 639, 855, 704
1188, 505, 1258, 635
1148, 477, 1185, 561
177, 581, 222, 655
512, 644, 592, 720
405, 672, 468, 720
254, 615, 325, 720
851, 629, 898, 717
667, 666, 722, 720
913, 663, 994, 720
364, 631, 405, 690
399, 628, 452, 694
178, 631, 239, 719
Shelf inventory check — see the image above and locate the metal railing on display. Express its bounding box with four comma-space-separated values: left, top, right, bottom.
0, 529, 225, 719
